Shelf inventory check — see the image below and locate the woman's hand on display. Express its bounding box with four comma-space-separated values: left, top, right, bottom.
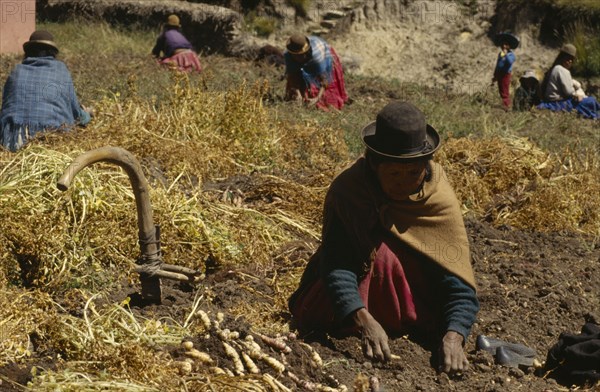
352, 308, 391, 362
305, 97, 319, 106
81, 104, 95, 117
439, 331, 469, 374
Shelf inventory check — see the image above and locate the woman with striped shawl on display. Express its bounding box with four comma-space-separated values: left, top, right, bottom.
284, 34, 348, 110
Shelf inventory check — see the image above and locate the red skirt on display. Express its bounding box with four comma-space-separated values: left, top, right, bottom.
286, 47, 348, 111
289, 238, 438, 335
159, 50, 202, 73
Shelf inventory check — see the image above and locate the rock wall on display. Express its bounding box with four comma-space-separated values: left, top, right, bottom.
492, 0, 600, 47
37, 0, 243, 54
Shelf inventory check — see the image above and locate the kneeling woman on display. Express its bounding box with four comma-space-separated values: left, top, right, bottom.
152, 14, 202, 73
537, 44, 599, 119
284, 34, 348, 110
289, 101, 479, 374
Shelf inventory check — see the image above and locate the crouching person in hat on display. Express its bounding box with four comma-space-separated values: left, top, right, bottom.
284, 34, 348, 110
0, 30, 92, 152
513, 70, 541, 111
288, 101, 479, 374
537, 44, 599, 119
152, 14, 202, 73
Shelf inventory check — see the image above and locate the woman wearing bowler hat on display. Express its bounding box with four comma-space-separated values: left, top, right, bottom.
152, 14, 202, 73
288, 101, 479, 374
537, 44, 599, 119
284, 34, 348, 110
0, 30, 92, 152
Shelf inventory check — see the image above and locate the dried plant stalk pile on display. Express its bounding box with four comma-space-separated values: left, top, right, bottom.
1, 76, 599, 389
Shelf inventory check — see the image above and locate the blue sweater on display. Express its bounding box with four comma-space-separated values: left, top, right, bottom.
495, 50, 516, 74
1, 57, 90, 152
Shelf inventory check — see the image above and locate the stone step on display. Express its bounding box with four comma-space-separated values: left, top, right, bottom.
310, 28, 330, 36
320, 19, 336, 29
323, 10, 346, 19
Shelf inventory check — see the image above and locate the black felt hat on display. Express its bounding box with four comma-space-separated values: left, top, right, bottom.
361, 101, 440, 160
23, 30, 59, 52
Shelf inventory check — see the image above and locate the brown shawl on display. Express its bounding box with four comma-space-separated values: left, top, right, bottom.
323, 157, 475, 289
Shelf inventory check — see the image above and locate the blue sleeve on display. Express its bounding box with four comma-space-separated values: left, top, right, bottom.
495, 52, 516, 73
320, 204, 366, 322
507, 51, 516, 65
77, 108, 91, 126
440, 273, 479, 340
325, 269, 364, 321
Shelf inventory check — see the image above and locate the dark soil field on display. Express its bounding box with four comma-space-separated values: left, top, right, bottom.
4, 216, 597, 391
1, 1, 599, 391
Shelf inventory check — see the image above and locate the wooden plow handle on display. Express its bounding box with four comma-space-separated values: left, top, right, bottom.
57, 146, 201, 302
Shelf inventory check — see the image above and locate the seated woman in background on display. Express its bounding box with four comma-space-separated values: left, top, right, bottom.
537, 44, 599, 120
152, 14, 202, 73
284, 34, 348, 111
0, 30, 92, 152
513, 70, 541, 111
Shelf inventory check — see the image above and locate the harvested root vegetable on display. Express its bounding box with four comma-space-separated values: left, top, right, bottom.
173, 361, 192, 375
196, 310, 211, 330
287, 371, 317, 390
263, 373, 292, 392
184, 348, 213, 364
261, 354, 286, 373
299, 341, 323, 368
241, 351, 260, 374
181, 341, 194, 351
318, 386, 345, 392
217, 328, 240, 341
259, 333, 292, 354
242, 337, 263, 357
222, 341, 245, 375
216, 312, 225, 323
210, 366, 227, 375
239, 338, 285, 372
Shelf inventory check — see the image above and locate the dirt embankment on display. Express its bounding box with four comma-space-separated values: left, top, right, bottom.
493, 0, 600, 46
37, 0, 242, 55
324, 0, 559, 94
36, 0, 599, 93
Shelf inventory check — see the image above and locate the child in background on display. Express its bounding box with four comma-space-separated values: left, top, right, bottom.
513, 70, 541, 111
492, 32, 519, 110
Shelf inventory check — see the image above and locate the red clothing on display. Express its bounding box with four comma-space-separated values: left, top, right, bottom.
159, 50, 202, 73
286, 47, 348, 111
495, 71, 512, 109
289, 238, 438, 335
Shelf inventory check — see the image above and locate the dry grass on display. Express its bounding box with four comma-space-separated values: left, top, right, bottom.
1, 19, 599, 391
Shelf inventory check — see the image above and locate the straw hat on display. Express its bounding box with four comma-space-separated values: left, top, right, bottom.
560, 43, 577, 57
166, 14, 181, 27
23, 30, 59, 52
286, 34, 310, 55
519, 69, 539, 85
361, 101, 440, 160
